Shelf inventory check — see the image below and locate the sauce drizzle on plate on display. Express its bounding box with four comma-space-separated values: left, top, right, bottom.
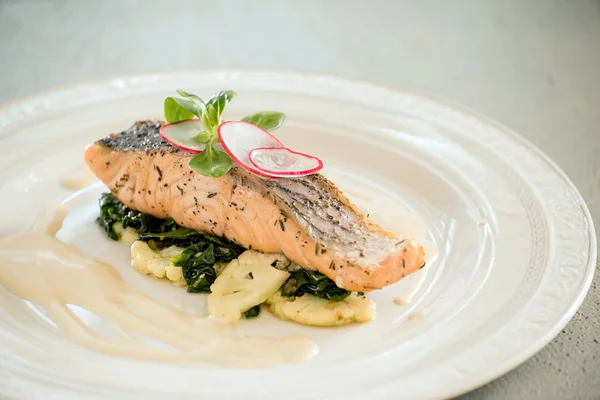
0, 206, 318, 367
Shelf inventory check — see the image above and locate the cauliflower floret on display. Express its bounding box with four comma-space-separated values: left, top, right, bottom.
207, 250, 290, 323
164, 264, 187, 286
112, 223, 139, 246
213, 262, 229, 276
130, 241, 186, 286
267, 292, 375, 327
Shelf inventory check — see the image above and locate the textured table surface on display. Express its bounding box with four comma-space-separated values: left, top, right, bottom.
1, 1, 598, 399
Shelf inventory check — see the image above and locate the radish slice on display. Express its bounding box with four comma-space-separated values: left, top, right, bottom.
249, 147, 323, 176
160, 119, 206, 153
218, 121, 285, 177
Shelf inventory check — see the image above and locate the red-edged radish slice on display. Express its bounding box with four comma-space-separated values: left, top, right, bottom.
160, 119, 206, 153
218, 121, 285, 177
249, 147, 323, 177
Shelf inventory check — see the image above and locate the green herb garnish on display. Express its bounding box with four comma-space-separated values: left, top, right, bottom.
281, 269, 351, 301
241, 111, 286, 132
164, 97, 195, 124
163, 89, 286, 178
188, 136, 233, 177
164, 90, 236, 178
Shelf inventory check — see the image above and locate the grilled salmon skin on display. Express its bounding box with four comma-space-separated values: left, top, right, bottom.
84, 121, 425, 292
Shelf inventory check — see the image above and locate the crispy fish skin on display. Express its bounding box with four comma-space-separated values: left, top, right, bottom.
84, 121, 425, 292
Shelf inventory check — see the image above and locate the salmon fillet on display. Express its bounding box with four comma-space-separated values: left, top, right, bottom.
84, 121, 425, 292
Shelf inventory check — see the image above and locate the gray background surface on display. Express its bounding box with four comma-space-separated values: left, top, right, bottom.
0, 0, 598, 399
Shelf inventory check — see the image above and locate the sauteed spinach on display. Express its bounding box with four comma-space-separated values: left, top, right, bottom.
97, 193, 243, 293
98, 193, 352, 306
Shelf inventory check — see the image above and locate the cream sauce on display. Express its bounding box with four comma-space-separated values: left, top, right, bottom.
60, 168, 98, 190
0, 207, 318, 367
32, 203, 69, 234
407, 311, 424, 321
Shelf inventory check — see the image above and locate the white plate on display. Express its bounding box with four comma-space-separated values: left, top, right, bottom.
0, 71, 595, 400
